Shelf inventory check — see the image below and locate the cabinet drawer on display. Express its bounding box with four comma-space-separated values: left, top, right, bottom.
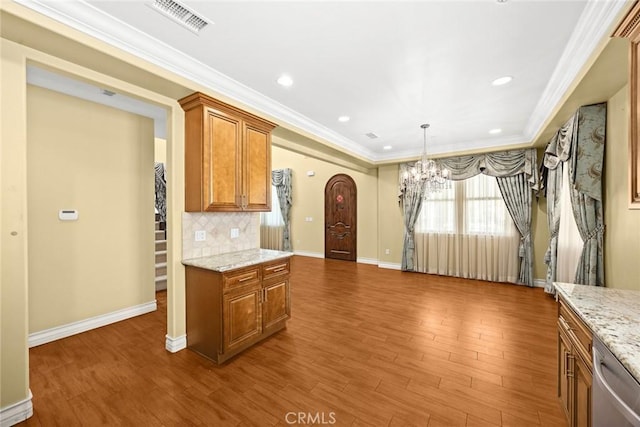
262, 259, 290, 280
559, 298, 592, 365
222, 267, 260, 292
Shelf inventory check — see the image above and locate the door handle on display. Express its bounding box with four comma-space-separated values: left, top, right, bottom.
593, 349, 640, 425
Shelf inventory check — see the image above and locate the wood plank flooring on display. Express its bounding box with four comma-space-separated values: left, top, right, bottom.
20, 256, 567, 426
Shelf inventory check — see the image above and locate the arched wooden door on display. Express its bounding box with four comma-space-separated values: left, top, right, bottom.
324, 174, 357, 261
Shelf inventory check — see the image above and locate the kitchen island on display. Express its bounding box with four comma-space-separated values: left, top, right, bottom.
183, 248, 293, 363
554, 282, 640, 382
554, 282, 640, 427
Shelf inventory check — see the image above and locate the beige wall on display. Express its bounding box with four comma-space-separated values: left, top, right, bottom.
155, 137, 167, 164
271, 146, 378, 261
377, 164, 405, 267
27, 85, 155, 332
605, 85, 640, 290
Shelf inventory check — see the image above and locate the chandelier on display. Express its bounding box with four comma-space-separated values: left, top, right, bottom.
406, 123, 451, 197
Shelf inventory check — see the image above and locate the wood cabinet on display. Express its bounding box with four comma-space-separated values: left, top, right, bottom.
185, 257, 291, 363
179, 92, 276, 212
613, 2, 640, 208
557, 295, 593, 427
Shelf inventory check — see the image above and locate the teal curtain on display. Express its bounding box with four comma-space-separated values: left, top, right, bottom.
271, 169, 293, 252
399, 164, 427, 271
154, 162, 166, 223
496, 174, 534, 286
568, 103, 606, 286
541, 115, 575, 293
399, 148, 538, 276
541, 102, 606, 290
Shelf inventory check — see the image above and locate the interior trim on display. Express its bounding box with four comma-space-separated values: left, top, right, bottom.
165, 334, 187, 353
28, 301, 157, 348
0, 390, 33, 427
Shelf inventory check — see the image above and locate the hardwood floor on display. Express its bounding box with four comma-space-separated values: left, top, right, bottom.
20, 256, 567, 426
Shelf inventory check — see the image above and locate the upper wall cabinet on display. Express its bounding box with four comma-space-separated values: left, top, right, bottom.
179, 92, 277, 212
613, 1, 640, 208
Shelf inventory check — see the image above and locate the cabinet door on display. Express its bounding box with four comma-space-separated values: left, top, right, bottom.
558, 327, 573, 422
262, 280, 290, 330
573, 354, 592, 427
223, 287, 262, 353
243, 123, 271, 211
205, 108, 242, 211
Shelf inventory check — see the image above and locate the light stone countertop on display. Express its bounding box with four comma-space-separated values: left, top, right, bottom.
183, 248, 293, 272
554, 282, 640, 383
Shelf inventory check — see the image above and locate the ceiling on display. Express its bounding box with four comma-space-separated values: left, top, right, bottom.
14, 0, 630, 163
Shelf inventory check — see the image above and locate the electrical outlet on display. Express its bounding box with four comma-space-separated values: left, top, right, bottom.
195, 230, 206, 242
385, 249, 390, 255
230, 228, 240, 238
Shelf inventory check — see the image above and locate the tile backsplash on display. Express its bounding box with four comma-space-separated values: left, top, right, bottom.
182, 212, 260, 260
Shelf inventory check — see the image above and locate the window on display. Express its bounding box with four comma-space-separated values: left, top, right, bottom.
414, 173, 520, 283
260, 187, 284, 227
416, 173, 515, 236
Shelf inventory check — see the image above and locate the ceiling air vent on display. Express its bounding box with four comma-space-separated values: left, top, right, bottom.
365, 132, 379, 139
149, 0, 210, 34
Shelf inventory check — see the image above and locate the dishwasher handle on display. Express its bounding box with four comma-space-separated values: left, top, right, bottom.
593, 348, 640, 426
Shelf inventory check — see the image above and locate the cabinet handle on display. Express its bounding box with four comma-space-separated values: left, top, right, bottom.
270, 267, 285, 273
263, 288, 268, 302
238, 275, 254, 282
567, 353, 574, 378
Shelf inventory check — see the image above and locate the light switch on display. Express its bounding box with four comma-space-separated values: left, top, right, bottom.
195, 230, 206, 241
230, 228, 240, 238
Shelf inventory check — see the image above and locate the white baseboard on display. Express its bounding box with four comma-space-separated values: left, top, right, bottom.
356, 257, 378, 265
533, 279, 546, 288
293, 250, 324, 259
378, 262, 402, 270
165, 334, 187, 353
0, 390, 33, 427
28, 301, 157, 348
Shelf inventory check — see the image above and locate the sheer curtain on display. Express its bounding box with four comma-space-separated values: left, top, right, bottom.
556, 165, 583, 282
415, 173, 520, 283
260, 187, 284, 250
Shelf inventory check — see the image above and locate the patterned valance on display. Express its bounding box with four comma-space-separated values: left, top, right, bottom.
542, 103, 606, 201
399, 148, 539, 198
438, 148, 539, 187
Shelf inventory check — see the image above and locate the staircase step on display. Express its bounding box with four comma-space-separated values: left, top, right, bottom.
155, 251, 167, 264
155, 230, 165, 240
155, 274, 167, 282
155, 240, 167, 251
155, 262, 167, 276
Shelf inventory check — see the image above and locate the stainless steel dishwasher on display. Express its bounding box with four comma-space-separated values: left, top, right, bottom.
592, 335, 640, 427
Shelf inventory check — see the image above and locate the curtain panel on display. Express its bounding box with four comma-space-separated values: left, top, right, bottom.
541, 102, 606, 291
271, 169, 293, 252
496, 174, 534, 286
399, 148, 538, 286
399, 163, 428, 271
154, 162, 167, 224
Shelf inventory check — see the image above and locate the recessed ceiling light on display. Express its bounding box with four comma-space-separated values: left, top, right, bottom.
383, 145, 392, 150
489, 128, 502, 135
277, 74, 293, 87
338, 116, 350, 123
492, 76, 513, 86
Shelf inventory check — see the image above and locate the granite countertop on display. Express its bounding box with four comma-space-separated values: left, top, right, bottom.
554, 282, 640, 382
183, 248, 293, 272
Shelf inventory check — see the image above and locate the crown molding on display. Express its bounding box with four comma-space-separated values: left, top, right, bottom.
524, 0, 628, 141
13, 0, 377, 161
14, 0, 622, 163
